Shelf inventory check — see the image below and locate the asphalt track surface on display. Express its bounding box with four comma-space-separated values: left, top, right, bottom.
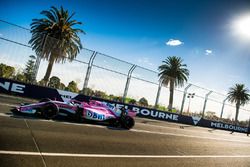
0, 94, 250, 167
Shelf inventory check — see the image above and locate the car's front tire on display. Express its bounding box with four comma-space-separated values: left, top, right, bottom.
41, 102, 58, 119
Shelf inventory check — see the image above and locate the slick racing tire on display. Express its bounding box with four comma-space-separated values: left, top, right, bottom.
109, 119, 120, 127
121, 116, 135, 129
41, 102, 58, 119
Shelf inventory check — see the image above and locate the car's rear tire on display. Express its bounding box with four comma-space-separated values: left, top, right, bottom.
109, 119, 120, 127
121, 116, 135, 129
41, 102, 58, 119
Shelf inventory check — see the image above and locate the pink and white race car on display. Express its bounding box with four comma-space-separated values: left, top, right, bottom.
12, 98, 136, 129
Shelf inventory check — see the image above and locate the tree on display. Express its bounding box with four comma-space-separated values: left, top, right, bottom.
93, 90, 108, 98
127, 98, 137, 105
38, 79, 46, 86
138, 97, 148, 106
0, 63, 15, 78
23, 55, 36, 83
59, 83, 66, 90
48, 76, 61, 88
29, 6, 84, 85
113, 96, 123, 102
158, 56, 189, 111
108, 94, 115, 100
15, 73, 26, 82
81, 88, 94, 96
227, 84, 250, 125
155, 105, 167, 111
65, 81, 79, 93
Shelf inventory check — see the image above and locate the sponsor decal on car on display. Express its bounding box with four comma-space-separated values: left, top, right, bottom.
86, 110, 105, 120
21, 108, 36, 114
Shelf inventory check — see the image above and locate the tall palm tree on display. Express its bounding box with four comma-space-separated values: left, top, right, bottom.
29, 6, 84, 85
158, 56, 189, 111
227, 84, 250, 124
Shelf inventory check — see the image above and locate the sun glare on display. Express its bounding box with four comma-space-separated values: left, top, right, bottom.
232, 14, 250, 40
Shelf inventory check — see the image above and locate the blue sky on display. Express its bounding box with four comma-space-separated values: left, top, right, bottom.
0, 0, 250, 93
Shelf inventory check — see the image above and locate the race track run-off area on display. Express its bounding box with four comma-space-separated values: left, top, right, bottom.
0, 94, 250, 167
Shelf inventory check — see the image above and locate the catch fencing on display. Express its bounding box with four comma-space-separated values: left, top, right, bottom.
0, 19, 249, 126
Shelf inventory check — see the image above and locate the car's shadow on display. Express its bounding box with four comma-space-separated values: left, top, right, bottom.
106, 126, 128, 131
8, 112, 44, 120
6, 112, 129, 130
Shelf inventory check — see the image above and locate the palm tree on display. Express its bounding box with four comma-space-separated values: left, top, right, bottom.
227, 84, 250, 125
158, 56, 189, 111
29, 6, 84, 85
138, 97, 148, 107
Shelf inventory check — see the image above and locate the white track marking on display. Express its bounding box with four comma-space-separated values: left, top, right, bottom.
63, 122, 107, 129
0, 113, 10, 117
1, 150, 250, 158
136, 122, 248, 140
130, 129, 250, 144
0, 151, 40, 156
0, 113, 53, 122
136, 117, 244, 136
24, 119, 47, 167
0, 102, 16, 107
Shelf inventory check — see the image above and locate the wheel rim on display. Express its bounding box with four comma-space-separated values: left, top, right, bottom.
124, 117, 134, 129
43, 103, 57, 119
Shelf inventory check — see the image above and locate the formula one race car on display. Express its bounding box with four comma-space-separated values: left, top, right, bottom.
11, 98, 136, 129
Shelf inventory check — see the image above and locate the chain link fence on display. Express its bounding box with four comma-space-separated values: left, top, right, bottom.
1, 20, 250, 126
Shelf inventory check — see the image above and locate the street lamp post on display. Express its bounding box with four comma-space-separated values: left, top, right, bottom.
187, 93, 195, 114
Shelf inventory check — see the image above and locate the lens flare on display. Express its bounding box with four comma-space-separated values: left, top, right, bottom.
233, 14, 250, 39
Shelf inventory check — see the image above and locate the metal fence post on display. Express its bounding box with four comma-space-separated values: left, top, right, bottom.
33, 55, 41, 82
82, 51, 97, 92
220, 97, 229, 119
122, 65, 136, 102
32, 34, 48, 83
248, 116, 250, 136
180, 84, 192, 115
202, 91, 213, 118
154, 79, 163, 108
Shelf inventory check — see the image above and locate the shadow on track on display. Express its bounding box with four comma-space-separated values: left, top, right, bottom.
6, 111, 130, 131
